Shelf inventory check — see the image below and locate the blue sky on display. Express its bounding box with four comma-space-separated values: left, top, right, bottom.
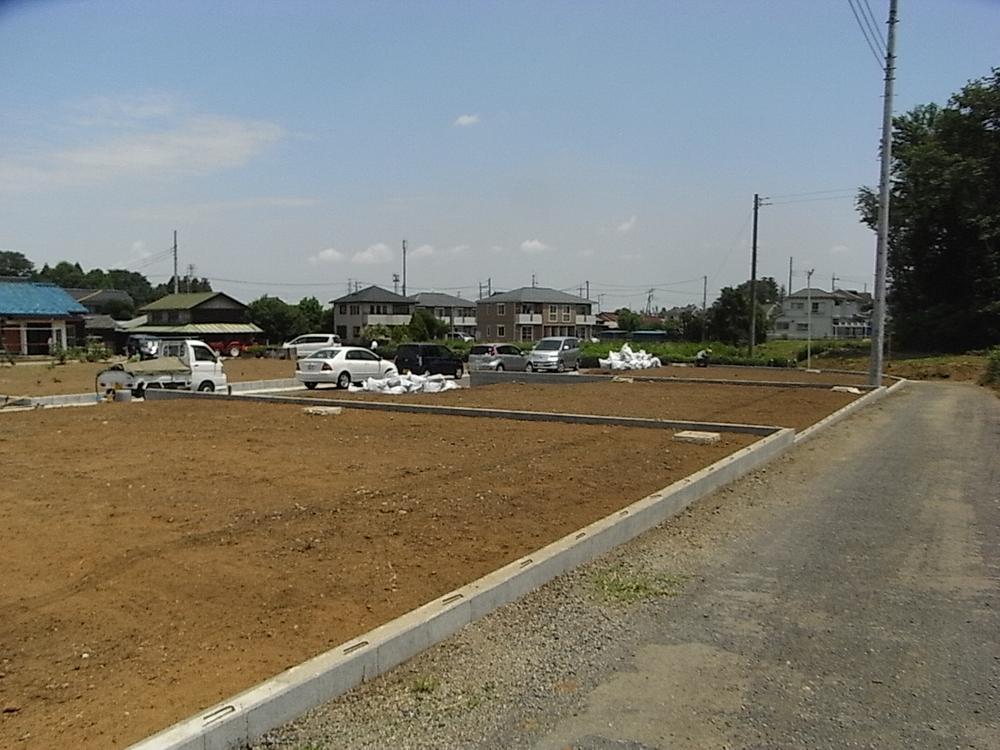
1, 0, 997, 310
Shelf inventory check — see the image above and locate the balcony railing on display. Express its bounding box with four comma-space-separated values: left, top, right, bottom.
366, 314, 412, 326
516, 314, 542, 324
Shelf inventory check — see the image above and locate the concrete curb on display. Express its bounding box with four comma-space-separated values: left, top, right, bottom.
472, 370, 879, 391
126, 427, 795, 750
793, 378, 908, 445
228, 378, 299, 393
143, 388, 779, 436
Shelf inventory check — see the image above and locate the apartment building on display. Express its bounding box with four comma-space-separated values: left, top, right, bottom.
412, 292, 477, 338
330, 285, 414, 343
476, 287, 596, 343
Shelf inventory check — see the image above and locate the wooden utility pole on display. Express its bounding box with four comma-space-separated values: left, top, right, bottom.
401, 239, 407, 297
869, 0, 898, 386
701, 275, 708, 343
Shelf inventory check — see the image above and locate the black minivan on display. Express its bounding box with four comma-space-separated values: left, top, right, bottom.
394, 343, 464, 378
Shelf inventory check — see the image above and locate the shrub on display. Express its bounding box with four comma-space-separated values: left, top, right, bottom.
982, 346, 1000, 385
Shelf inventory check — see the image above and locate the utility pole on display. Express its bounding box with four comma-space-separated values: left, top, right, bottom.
347, 278, 352, 294
701, 275, 708, 343
645, 288, 654, 315
788, 256, 793, 297
832, 273, 839, 292
748, 193, 765, 356
401, 239, 407, 297
531, 273, 536, 288
392, 273, 400, 295
578, 285, 584, 298
186, 263, 195, 293
478, 281, 483, 300
806, 268, 815, 369
597, 293, 606, 313
172, 230, 179, 295
869, 0, 898, 387
585, 280, 590, 299
487, 277, 492, 296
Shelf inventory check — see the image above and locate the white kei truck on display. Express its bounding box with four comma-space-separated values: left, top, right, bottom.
96, 339, 229, 399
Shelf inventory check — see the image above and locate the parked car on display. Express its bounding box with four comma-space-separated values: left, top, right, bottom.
526, 336, 580, 372
295, 346, 397, 389
468, 343, 528, 371
394, 343, 464, 378
445, 331, 474, 342
281, 333, 341, 360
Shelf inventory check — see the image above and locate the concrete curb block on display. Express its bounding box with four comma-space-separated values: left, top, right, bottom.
793, 378, 908, 445
143, 388, 779, 436
471, 370, 878, 391
126, 427, 795, 750
228, 378, 299, 393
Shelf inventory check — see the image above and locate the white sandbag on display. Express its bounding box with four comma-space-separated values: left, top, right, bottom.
601, 345, 662, 371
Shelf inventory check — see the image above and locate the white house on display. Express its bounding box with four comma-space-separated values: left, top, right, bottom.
770, 288, 872, 340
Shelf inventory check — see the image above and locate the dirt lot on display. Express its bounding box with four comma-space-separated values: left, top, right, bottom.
583, 364, 882, 386
0, 399, 756, 750
0, 357, 295, 398
308, 380, 860, 431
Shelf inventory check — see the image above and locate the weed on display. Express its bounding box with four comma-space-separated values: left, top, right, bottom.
982, 346, 1000, 386
591, 565, 685, 604
410, 674, 439, 695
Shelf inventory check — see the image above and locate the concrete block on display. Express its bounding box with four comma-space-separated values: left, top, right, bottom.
302, 406, 343, 416
674, 430, 721, 444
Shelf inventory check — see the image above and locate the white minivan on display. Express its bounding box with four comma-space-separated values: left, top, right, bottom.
281, 333, 341, 360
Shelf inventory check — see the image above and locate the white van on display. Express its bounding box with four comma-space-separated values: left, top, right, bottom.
280, 333, 341, 359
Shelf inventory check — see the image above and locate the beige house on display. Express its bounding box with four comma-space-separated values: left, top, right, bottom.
412, 292, 477, 338
770, 288, 872, 340
476, 287, 595, 343
330, 285, 414, 343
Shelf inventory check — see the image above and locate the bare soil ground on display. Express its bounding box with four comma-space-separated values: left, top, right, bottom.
0, 357, 295, 398
308, 380, 860, 431
0, 399, 756, 750
815, 353, 988, 383
582, 364, 880, 386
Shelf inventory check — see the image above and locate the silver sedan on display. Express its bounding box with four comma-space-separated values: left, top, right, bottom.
296, 346, 398, 389
468, 343, 529, 372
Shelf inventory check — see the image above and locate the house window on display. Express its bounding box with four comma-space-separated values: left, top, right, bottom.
487, 325, 493, 337
352, 326, 361, 338
497, 303, 505, 316
498, 325, 505, 338
339, 305, 347, 314
776, 321, 789, 330
349, 305, 360, 315
520, 326, 534, 342
791, 302, 804, 310
561, 305, 571, 322
435, 307, 446, 318
796, 323, 809, 331
811, 302, 821, 313
548, 305, 557, 321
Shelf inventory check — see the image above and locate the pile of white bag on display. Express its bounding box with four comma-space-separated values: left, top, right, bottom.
347, 372, 460, 395
598, 343, 662, 371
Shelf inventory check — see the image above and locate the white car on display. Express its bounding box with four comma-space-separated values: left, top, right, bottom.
281, 333, 341, 359
296, 346, 398, 390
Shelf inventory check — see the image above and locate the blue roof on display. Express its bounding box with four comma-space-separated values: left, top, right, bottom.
0, 281, 88, 317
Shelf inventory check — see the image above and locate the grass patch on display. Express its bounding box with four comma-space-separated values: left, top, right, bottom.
410, 674, 440, 695
591, 565, 685, 604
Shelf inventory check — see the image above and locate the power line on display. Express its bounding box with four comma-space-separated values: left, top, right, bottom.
861, 0, 887, 51
767, 187, 858, 200
768, 193, 856, 206
711, 209, 754, 281
847, 0, 886, 69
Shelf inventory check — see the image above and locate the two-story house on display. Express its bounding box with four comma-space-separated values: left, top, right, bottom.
476, 287, 595, 343
411, 292, 477, 338
330, 285, 414, 343
770, 288, 872, 340
132, 292, 263, 352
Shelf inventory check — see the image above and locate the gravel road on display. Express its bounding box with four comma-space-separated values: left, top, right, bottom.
254, 382, 999, 750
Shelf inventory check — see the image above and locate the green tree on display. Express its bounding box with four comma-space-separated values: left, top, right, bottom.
736, 277, 781, 305
37, 261, 86, 287
614, 308, 642, 332
0, 251, 35, 277
857, 69, 1000, 351
707, 286, 766, 346
296, 296, 324, 332
248, 295, 300, 343
408, 307, 449, 340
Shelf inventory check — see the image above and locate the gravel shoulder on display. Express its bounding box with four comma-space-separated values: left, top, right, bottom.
255, 382, 1000, 750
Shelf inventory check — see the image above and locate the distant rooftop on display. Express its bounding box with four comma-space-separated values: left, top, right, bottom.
481, 286, 591, 305
0, 280, 88, 318
330, 285, 413, 305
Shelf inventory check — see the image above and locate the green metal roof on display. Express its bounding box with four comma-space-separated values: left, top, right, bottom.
139, 292, 246, 311
128, 323, 263, 335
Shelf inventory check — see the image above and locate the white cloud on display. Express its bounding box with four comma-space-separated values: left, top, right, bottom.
490, 245, 505, 254
449, 244, 470, 255
130, 240, 149, 259
520, 239, 550, 254
122, 196, 319, 222
453, 113, 480, 127
309, 247, 346, 265
71, 92, 180, 126
616, 214, 638, 234
0, 115, 284, 192
829, 244, 850, 255
352, 242, 393, 265
411, 244, 435, 259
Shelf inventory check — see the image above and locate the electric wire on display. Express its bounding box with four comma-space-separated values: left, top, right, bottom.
860, 0, 887, 51
847, 0, 886, 70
